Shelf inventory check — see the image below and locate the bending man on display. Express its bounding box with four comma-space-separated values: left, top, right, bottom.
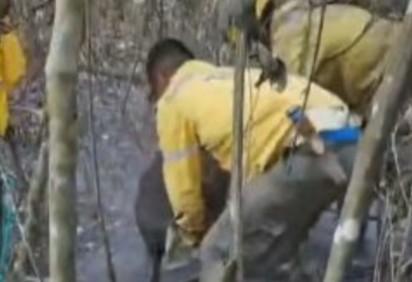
146, 38, 360, 281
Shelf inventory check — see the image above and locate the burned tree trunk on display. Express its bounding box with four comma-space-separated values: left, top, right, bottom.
323, 1, 412, 281
45, 0, 84, 281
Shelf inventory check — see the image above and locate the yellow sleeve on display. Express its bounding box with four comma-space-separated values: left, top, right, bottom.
156, 102, 205, 237
1, 30, 27, 92
0, 30, 27, 136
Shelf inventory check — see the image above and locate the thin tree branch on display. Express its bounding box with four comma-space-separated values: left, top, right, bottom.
228, 30, 247, 282
85, 0, 117, 281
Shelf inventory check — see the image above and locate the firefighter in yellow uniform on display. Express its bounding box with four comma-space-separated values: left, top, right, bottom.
0, 0, 27, 136
220, 0, 400, 116
146, 38, 361, 281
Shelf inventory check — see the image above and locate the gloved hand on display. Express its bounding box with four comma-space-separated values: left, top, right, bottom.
251, 41, 287, 90
216, 0, 261, 41
217, 0, 287, 90
318, 151, 348, 186
163, 222, 202, 272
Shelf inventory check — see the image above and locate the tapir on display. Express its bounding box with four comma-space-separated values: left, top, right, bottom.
134, 150, 230, 282
134, 149, 376, 282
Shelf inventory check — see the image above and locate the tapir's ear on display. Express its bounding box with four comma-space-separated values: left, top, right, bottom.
274, 56, 287, 92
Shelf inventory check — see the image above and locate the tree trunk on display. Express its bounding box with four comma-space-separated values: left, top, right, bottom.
45, 0, 84, 281
323, 1, 412, 281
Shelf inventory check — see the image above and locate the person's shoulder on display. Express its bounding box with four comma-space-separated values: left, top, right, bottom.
323, 3, 372, 21
165, 60, 228, 99
283, 73, 345, 103
199, 65, 234, 82
180, 60, 216, 73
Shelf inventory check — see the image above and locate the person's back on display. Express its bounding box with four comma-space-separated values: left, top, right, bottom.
157, 59, 355, 179
270, 1, 400, 115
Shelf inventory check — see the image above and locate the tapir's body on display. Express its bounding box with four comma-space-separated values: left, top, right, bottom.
134, 152, 172, 282
135, 151, 230, 282
135, 150, 377, 282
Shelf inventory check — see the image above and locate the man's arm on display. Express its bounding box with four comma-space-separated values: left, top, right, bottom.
157, 103, 205, 245
1, 30, 27, 92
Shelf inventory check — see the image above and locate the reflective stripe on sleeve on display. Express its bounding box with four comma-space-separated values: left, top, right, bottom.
163, 145, 199, 163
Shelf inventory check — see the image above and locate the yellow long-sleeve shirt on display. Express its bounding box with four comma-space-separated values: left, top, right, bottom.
0, 28, 27, 136
156, 60, 353, 237
270, 1, 400, 114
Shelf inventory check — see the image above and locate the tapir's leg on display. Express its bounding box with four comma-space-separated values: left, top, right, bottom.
151, 252, 162, 282
135, 150, 230, 282
135, 152, 173, 282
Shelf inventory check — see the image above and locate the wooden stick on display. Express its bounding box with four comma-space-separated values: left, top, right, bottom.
229, 31, 247, 282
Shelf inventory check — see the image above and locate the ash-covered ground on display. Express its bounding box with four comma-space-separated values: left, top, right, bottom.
74, 75, 156, 282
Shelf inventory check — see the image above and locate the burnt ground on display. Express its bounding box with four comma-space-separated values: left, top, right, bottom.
74, 74, 156, 282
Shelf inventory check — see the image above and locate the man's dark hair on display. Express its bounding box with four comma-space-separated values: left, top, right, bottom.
146, 38, 195, 83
